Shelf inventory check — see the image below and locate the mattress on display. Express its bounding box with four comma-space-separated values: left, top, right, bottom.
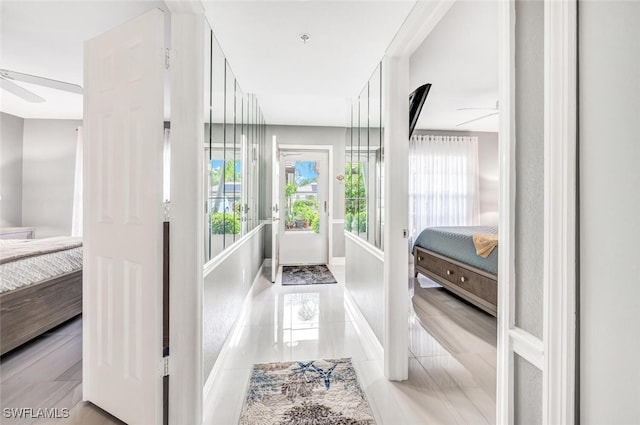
0, 236, 82, 264
413, 226, 498, 275
0, 238, 83, 293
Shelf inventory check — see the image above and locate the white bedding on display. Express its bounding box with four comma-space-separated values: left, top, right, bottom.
0, 247, 83, 293
0, 237, 83, 294
0, 236, 82, 264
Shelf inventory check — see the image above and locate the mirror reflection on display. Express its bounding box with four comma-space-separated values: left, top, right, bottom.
345, 63, 383, 250
205, 30, 266, 262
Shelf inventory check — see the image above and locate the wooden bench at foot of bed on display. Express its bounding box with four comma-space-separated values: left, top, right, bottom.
0, 270, 82, 356
414, 246, 497, 317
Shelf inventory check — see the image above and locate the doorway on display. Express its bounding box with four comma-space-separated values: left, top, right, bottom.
277, 149, 330, 266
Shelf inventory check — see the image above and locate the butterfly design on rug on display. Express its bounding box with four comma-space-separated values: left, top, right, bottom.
292, 361, 316, 377
310, 363, 338, 390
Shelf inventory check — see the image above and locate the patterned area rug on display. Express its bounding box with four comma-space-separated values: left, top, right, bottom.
281, 265, 337, 285
239, 358, 375, 425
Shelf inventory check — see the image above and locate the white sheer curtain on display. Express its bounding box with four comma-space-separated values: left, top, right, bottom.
408, 134, 480, 247
71, 127, 83, 237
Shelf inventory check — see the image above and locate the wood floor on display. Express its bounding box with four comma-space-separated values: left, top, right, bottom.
410, 274, 497, 423
0, 316, 123, 425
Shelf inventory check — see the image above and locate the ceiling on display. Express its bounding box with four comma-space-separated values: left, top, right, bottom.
0, 1, 166, 120
203, 1, 415, 127
0, 1, 498, 132
410, 0, 499, 132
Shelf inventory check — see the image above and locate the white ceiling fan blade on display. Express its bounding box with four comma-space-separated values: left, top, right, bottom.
456, 111, 499, 127
0, 69, 83, 95
0, 78, 45, 103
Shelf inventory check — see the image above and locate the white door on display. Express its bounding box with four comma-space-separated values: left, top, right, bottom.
84, 9, 165, 425
271, 136, 280, 283
279, 150, 329, 265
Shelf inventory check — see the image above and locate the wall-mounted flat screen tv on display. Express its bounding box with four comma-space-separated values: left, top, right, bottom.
409, 83, 431, 138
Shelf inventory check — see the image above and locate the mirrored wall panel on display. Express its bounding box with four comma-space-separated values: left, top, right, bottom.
204, 30, 266, 262
346, 63, 383, 249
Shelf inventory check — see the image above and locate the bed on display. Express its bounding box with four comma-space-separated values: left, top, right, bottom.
413, 226, 498, 316
0, 237, 83, 355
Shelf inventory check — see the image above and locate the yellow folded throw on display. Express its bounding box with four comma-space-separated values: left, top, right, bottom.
472, 233, 498, 258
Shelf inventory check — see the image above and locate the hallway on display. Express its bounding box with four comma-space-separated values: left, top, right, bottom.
203, 264, 496, 425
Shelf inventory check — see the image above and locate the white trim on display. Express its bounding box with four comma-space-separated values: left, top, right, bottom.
344, 287, 384, 362
332, 218, 345, 224
167, 8, 205, 425
166, 0, 204, 15
203, 260, 266, 403
331, 257, 345, 266
496, 1, 578, 423
276, 144, 334, 265
510, 328, 545, 371
376, 0, 452, 383
497, 0, 516, 423
543, 1, 577, 424
203, 222, 265, 277
381, 54, 409, 381
345, 230, 384, 263
385, 0, 455, 57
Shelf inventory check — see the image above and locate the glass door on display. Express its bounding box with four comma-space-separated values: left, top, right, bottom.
279, 150, 329, 265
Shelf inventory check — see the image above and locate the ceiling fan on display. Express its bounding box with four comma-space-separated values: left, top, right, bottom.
0, 69, 83, 103
456, 100, 499, 127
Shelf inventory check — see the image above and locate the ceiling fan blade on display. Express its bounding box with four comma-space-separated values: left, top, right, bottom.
456, 111, 499, 127
0, 78, 45, 103
0, 69, 83, 95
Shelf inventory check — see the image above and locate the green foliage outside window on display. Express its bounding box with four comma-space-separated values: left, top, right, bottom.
344, 211, 367, 233
211, 212, 241, 234
292, 199, 319, 226
345, 163, 367, 232
284, 182, 320, 234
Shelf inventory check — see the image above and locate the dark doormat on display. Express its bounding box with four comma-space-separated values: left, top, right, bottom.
281, 265, 337, 285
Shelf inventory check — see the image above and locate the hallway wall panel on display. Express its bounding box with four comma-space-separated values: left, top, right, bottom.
579, 1, 640, 422
345, 232, 384, 345
202, 225, 265, 381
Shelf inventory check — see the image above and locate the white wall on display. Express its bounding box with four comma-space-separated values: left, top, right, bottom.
579, 2, 640, 423
413, 129, 499, 226
203, 225, 265, 382
0, 112, 24, 227
345, 232, 384, 345
21, 118, 81, 238
263, 125, 347, 258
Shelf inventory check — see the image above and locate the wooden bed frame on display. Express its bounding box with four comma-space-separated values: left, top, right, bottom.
414, 246, 497, 316
1, 270, 82, 355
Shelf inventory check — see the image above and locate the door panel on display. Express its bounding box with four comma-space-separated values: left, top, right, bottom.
271, 136, 280, 282
84, 8, 165, 425
279, 151, 328, 265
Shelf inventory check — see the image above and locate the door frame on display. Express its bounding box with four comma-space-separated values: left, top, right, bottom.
384, 1, 577, 421
496, 1, 578, 423
275, 144, 334, 265
166, 3, 205, 425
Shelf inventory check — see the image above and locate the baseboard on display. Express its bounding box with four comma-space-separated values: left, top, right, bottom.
331, 256, 345, 266
203, 261, 266, 403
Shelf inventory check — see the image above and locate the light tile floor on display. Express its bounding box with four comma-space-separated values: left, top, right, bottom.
203, 264, 497, 425
1, 263, 496, 425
